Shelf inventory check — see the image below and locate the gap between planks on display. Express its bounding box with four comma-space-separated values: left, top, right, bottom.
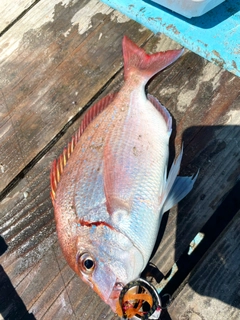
0, 0, 41, 36
0, 66, 124, 203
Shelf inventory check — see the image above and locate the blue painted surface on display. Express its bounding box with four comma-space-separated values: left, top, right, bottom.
101, 0, 240, 76
188, 232, 205, 255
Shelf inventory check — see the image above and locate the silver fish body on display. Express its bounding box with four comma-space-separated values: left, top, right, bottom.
51, 36, 197, 315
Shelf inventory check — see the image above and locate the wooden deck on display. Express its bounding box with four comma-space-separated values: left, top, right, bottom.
0, 1, 239, 319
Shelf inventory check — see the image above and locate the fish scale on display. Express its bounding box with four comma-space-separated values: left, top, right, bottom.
74, 105, 119, 215
101, 96, 169, 262
51, 36, 197, 316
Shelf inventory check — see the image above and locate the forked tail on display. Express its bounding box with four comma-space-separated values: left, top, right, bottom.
122, 36, 184, 83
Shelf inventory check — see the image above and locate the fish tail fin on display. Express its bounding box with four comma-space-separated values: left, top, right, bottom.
162, 147, 198, 213
122, 35, 184, 82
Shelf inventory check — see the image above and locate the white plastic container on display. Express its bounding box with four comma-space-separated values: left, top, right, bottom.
150, 0, 225, 18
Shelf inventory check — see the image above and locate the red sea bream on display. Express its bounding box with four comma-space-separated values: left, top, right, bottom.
50, 36, 197, 316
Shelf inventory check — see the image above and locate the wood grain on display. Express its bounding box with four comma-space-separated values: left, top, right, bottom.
1, 2, 240, 319
0, 0, 151, 194
168, 210, 240, 320
1, 32, 240, 319
148, 43, 240, 275
0, 115, 110, 319
0, 0, 38, 34
91, 34, 240, 277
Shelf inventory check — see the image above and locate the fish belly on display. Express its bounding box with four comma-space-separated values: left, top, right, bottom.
56, 89, 170, 268
103, 91, 170, 266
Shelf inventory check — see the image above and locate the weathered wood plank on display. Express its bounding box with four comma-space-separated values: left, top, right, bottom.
151, 118, 240, 275
1, 3, 240, 319
0, 0, 151, 194
101, 0, 240, 77
0, 106, 116, 319
168, 209, 240, 320
147, 41, 240, 275
1, 32, 240, 319
92, 33, 240, 277
0, 0, 38, 34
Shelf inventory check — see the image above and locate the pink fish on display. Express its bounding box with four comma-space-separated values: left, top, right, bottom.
50, 36, 196, 316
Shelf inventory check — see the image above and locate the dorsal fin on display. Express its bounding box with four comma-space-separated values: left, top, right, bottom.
50, 93, 117, 202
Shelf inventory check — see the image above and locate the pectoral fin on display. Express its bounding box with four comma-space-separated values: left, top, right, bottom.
161, 147, 198, 213
163, 174, 198, 213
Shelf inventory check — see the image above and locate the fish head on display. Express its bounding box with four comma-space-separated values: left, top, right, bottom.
54, 205, 144, 314
75, 224, 145, 314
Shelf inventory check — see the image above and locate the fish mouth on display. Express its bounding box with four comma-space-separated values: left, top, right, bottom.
110, 282, 124, 298
106, 282, 125, 314
91, 268, 124, 313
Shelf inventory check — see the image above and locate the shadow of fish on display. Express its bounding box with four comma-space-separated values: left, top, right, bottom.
50, 36, 197, 316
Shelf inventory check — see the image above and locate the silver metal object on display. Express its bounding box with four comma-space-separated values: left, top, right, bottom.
119, 278, 162, 319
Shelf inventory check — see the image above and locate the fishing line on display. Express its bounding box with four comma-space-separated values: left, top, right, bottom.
0, 89, 28, 171
52, 244, 77, 319
0, 88, 32, 202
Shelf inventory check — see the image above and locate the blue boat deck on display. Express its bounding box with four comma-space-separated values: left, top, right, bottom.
102, 0, 240, 76
0, 1, 239, 319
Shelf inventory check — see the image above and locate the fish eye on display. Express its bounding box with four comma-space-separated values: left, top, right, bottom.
78, 252, 95, 274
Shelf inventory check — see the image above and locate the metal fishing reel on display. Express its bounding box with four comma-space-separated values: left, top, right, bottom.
118, 278, 162, 320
